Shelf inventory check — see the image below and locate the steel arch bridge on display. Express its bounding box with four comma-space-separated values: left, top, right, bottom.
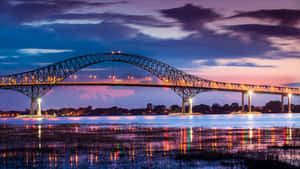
0, 52, 299, 114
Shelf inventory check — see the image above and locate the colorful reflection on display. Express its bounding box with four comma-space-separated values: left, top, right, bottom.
0, 124, 299, 168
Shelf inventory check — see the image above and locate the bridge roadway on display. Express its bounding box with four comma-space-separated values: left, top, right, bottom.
1, 81, 299, 96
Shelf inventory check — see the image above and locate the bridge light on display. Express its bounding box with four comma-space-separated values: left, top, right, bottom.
248, 90, 253, 96
112, 51, 115, 54
188, 98, 193, 104
118, 50, 121, 54
37, 98, 42, 104
288, 93, 292, 98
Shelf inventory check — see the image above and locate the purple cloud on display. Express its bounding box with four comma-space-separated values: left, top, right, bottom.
0, 0, 128, 23
46, 13, 171, 28
229, 9, 300, 26
160, 3, 221, 31
225, 24, 300, 38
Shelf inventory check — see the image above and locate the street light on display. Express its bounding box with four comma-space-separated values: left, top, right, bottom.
37, 98, 42, 104
248, 90, 253, 96
188, 98, 193, 104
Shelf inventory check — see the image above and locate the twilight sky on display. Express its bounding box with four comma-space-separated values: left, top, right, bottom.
0, 0, 300, 110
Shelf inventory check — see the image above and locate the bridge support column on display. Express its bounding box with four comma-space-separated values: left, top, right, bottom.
30, 98, 35, 115
241, 92, 245, 112
248, 91, 252, 113
281, 95, 285, 113
182, 98, 186, 113
288, 94, 292, 113
36, 98, 42, 116
188, 97, 193, 114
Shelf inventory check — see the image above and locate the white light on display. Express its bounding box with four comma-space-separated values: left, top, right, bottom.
188, 98, 193, 104
37, 98, 42, 104
288, 93, 292, 98
248, 90, 253, 96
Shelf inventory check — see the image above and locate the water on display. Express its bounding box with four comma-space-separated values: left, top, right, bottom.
0, 113, 299, 128
0, 113, 299, 169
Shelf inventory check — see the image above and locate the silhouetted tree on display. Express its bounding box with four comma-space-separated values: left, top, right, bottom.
230, 103, 239, 112
212, 104, 222, 113
153, 105, 166, 112
264, 101, 281, 113
193, 104, 210, 113
170, 105, 181, 113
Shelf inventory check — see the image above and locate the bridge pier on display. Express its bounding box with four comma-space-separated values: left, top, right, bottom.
248, 91, 252, 112
288, 94, 292, 113
36, 98, 42, 116
241, 92, 245, 112
188, 97, 193, 114
281, 95, 284, 112
29, 98, 42, 116
181, 98, 186, 113
181, 97, 193, 113
30, 98, 35, 115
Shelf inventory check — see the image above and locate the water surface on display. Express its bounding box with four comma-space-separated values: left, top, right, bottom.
0, 113, 299, 169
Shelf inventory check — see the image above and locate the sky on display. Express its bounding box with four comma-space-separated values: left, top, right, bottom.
0, 0, 300, 110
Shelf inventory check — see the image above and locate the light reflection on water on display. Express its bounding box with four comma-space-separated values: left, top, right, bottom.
0, 114, 299, 168
0, 113, 299, 128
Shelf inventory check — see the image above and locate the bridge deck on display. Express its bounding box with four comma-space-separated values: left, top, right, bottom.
1, 82, 299, 96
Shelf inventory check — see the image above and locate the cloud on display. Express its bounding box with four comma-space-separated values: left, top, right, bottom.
50, 22, 139, 41
23, 19, 103, 26
44, 13, 171, 28
0, 56, 8, 59
283, 82, 300, 87
187, 57, 300, 85
192, 58, 274, 67
225, 24, 300, 38
18, 48, 73, 55
160, 3, 221, 31
229, 9, 300, 26
0, 0, 128, 24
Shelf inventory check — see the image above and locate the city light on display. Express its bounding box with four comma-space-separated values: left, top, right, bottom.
248, 90, 253, 96
288, 93, 292, 98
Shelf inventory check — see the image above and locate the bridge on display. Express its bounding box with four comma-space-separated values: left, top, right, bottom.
0, 52, 299, 115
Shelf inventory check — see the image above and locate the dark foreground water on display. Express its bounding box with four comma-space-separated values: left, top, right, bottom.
0, 114, 300, 169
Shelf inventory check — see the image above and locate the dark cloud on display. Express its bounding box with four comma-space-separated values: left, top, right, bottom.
50, 22, 139, 41
224, 62, 273, 68
230, 9, 300, 26
225, 24, 300, 38
160, 3, 221, 31
0, 0, 127, 23
282, 82, 300, 87
48, 13, 171, 28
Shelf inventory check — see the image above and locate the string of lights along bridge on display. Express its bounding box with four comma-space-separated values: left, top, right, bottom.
0, 52, 299, 116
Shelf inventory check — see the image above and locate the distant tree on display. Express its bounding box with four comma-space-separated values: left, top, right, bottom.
230, 103, 239, 112
295, 105, 300, 113
153, 105, 166, 113
264, 101, 281, 113
223, 104, 230, 113
212, 104, 222, 113
170, 105, 181, 113
193, 104, 210, 113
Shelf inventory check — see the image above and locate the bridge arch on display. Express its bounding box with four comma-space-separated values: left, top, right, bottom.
0, 53, 207, 99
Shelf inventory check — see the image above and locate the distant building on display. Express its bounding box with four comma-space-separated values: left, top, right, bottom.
147, 103, 153, 111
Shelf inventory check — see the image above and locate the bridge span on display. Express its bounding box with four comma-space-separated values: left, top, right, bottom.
0, 52, 299, 115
